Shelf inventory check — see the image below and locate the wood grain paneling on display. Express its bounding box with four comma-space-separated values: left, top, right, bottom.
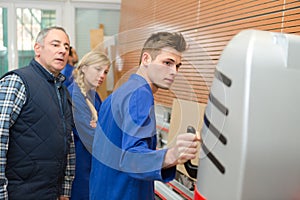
116, 0, 300, 107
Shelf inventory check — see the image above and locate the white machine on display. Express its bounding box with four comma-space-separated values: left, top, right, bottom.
194, 30, 300, 200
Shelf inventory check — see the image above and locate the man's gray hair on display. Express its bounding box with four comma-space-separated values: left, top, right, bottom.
35, 26, 69, 44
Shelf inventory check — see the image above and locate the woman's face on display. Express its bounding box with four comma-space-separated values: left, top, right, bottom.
82, 64, 109, 90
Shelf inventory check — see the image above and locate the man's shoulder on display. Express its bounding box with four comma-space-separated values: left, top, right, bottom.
0, 73, 24, 88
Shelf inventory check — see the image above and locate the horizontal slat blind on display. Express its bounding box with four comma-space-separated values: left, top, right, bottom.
116, 0, 300, 107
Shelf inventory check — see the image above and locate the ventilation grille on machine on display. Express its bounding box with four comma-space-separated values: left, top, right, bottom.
202, 69, 231, 174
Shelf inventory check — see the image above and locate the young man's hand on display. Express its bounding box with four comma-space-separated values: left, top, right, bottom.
163, 132, 201, 168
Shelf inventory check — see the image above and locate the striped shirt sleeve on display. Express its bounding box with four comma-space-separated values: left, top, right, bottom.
0, 74, 26, 200
61, 131, 76, 197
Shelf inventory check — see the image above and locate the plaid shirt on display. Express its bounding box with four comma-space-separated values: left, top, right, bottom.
0, 74, 75, 199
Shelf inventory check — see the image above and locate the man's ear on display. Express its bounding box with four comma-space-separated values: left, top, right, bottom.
141, 52, 152, 66
34, 43, 41, 57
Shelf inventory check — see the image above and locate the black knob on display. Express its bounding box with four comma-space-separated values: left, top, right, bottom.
184, 125, 198, 179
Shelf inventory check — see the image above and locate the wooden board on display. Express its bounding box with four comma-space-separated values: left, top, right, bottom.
167, 98, 206, 180
90, 24, 104, 50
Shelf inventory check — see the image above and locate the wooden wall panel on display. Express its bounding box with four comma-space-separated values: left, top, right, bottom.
116, 0, 300, 108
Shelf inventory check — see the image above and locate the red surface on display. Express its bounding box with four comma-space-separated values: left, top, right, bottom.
194, 185, 206, 200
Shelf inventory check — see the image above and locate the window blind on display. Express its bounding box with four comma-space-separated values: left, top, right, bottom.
116, 0, 300, 107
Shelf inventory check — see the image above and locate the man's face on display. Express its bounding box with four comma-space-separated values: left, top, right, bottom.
146, 47, 182, 90
34, 29, 70, 76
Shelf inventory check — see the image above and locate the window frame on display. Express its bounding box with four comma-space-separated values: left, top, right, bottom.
1, 1, 64, 72
0, 0, 121, 73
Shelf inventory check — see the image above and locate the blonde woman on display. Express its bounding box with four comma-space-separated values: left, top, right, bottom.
68, 50, 110, 200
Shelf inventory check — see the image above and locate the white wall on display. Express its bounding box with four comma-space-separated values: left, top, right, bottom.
75, 8, 120, 59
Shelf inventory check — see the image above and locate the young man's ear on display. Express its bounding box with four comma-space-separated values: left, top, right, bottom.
141, 52, 152, 66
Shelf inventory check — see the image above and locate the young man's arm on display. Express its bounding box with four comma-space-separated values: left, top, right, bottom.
119, 84, 201, 180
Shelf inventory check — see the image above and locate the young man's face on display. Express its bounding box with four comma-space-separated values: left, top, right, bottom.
146, 47, 182, 90
34, 29, 70, 76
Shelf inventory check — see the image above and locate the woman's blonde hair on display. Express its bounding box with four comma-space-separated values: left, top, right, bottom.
73, 50, 111, 122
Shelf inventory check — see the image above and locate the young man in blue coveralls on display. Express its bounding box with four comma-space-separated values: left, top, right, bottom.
90, 31, 201, 200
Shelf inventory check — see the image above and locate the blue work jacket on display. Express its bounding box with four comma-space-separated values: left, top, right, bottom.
90, 74, 176, 200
